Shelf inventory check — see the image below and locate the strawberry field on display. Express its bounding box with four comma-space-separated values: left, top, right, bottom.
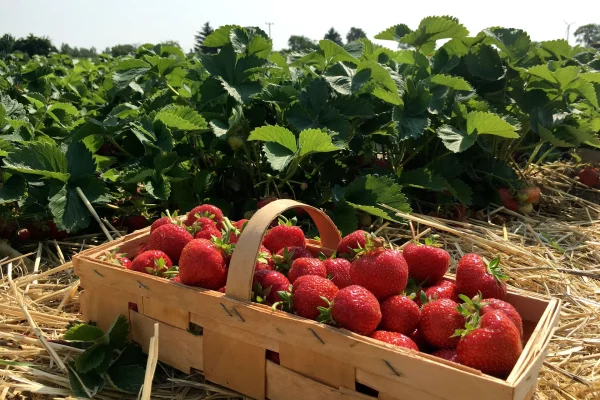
1, 15, 600, 400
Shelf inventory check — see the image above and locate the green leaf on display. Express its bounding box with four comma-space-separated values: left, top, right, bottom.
437, 125, 476, 152
358, 61, 402, 105
582, 72, 600, 84
330, 201, 358, 236
48, 102, 78, 116
466, 112, 518, 138
430, 74, 472, 91
64, 324, 105, 342
298, 129, 341, 156
204, 25, 241, 47
465, 44, 504, 81
393, 108, 429, 141
319, 40, 356, 64
447, 178, 473, 205
123, 168, 155, 184
538, 126, 574, 147
49, 183, 88, 232
106, 365, 145, 394
106, 315, 129, 349
67, 141, 96, 180
483, 27, 531, 60
375, 24, 412, 41
68, 364, 105, 399
526, 64, 557, 84
75, 343, 110, 373
154, 152, 178, 174
3, 142, 69, 182
539, 40, 572, 60
0, 175, 26, 204
145, 177, 171, 200
113, 58, 151, 71
398, 168, 447, 190
262, 143, 295, 172
343, 175, 411, 221
248, 125, 298, 153
155, 105, 207, 131
401, 16, 468, 54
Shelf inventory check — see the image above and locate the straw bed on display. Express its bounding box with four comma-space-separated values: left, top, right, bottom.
0, 162, 599, 399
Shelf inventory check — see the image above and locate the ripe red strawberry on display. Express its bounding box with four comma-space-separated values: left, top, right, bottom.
432, 348, 459, 363
457, 310, 523, 377
336, 230, 368, 257
379, 295, 420, 335
257, 196, 278, 209
148, 224, 193, 263
350, 249, 408, 300
370, 331, 418, 351
130, 250, 173, 276
285, 275, 338, 320
323, 258, 352, 289
150, 210, 179, 232
517, 186, 541, 204
288, 258, 326, 283
266, 350, 280, 364
16, 228, 30, 241
218, 286, 226, 293
253, 269, 290, 305
274, 246, 313, 272
481, 298, 523, 338
255, 245, 275, 271
186, 204, 224, 228
409, 328, 431, 352
171, 275, 181, 283
228, 219, 248, 244
497, 188, 519, 212
125, 215, 148, 233
456, 254, 507, 300
194, 218, 222, 240
319, 285, 382, 336
415, 279, 459, 306
47, 221, 67, 240
262, 224, 305, 254
579, 167, 600, 187
100, 248, 132, 269
419, 298, 465, 348
179, 239, 227, 289
403, 241, 450, 285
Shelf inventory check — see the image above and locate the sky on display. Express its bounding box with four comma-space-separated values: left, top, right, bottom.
1, 0, 599, 52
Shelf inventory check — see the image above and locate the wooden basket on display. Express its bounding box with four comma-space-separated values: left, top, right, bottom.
72, 199, 560, 400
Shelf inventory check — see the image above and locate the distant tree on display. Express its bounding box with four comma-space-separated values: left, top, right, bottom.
60, 43, 97, 58
346, 27, 367, 43
288, 35, 318, 51
13, 34, 56, 56
109, 44, 137, 57
161, 40, 181, 48
324, 28, 343, 46
194, 22, 217, 54
0, 34, 16, 55
574, 24, 600, 47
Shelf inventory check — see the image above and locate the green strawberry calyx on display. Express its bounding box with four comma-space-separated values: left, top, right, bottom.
99, 247, 128, 266
351, 232, 385, 259
271, 285, 293, 312
317, 297, 337, 325
146, 257, 179, 278
452, 293, 489, 338
276, 215, 298, 227
487, 256, 509, 283
273, 247, 294, 272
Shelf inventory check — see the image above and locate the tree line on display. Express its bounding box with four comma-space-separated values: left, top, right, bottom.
2, 23, 599, 59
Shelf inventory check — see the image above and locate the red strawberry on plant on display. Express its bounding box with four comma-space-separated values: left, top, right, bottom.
323, 258, 352, 289
432, 348, 459, 363
336, 230, 369, 257
370, 331, 419, 351
253, 269, 290, 305
186, 204, 224, 228
262, 217, 305, 254
288, 258, 326, 283
419, 298, 465, 348
403, 238, 450, 286
578, 167, 600, 187
517, 186, 541, 204
481, 298, 523, 339
148, 224, 193, 264
130, 250, 175, 277
179, 239, 228, 290
274, 246, 313, 273
277, 275, 338, 320
318, 285, 382, 336
151, 210, 179, 232
125, 215, 148, 233
48, 221, 67, 240
379, 295, 420, 335
255, 245, 275, 271
456, 254, 508, 300
497, 188, 519, 212
16, 228, 30, 241
456, 310, 523, 377
350, 247, 408, 300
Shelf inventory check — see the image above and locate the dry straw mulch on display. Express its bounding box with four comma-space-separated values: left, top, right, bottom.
0, 162, 599, 400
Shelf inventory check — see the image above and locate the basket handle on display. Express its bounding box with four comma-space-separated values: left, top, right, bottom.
225, 199, 341, 302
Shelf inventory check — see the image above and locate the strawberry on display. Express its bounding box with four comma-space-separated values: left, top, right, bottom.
130, 250, 175, 277
171, 275, 181, 283
274, 246, 313, 272
456, 254, 507, 300
151, 210, 179, 232
253, 269, 290, 305
323, 258, 352, 289
125, 215, 148, 233
228, 219, 248, 244
279, 275, 338, 320
48, 221, 67, 240
350, 248, 408, 300
578, 167, 600, 187
409, 329, 431, 352
370, 331, 419, 351
518, 202, 533, 215
288, 258, 326, 283
227, 135, 244, 151
255, 245, 275, 271
419, 298, 465, 348
262, 223, 305, 254
16, 228, 30, 241
497, 188, 519, 212
480, 298, 523, 338
379, 295, 420, 335
194, 217, 222, 240
432, 348, 459, 363
517, 186, 541, 204
403, 240, 450, 285
318, 285, 382, 336
186, 204, 224, 228
266, 350, 280, 364
178, 239, 228, 289
336, 230, 368, 257
257, 196, 277, 209
456, 310, 523, 377
148, 224, 193, 264
416, 279, 459, 306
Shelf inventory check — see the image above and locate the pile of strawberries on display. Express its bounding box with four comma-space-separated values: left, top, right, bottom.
104, 203, 524, 379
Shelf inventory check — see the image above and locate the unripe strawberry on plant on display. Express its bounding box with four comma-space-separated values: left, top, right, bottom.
517, 186, 541, 204
456, 254, 508, 300
370, 331, 419, 351
16, 228, 30, 241
518, 202, 533, 215
227, 135, 244, 151
403, 238, 450, 286
578, 167, 600, 187
318, 285, 382, 336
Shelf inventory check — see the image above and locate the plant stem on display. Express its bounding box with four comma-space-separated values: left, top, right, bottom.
526, 141, 544, 168
535, 145, 556, 165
